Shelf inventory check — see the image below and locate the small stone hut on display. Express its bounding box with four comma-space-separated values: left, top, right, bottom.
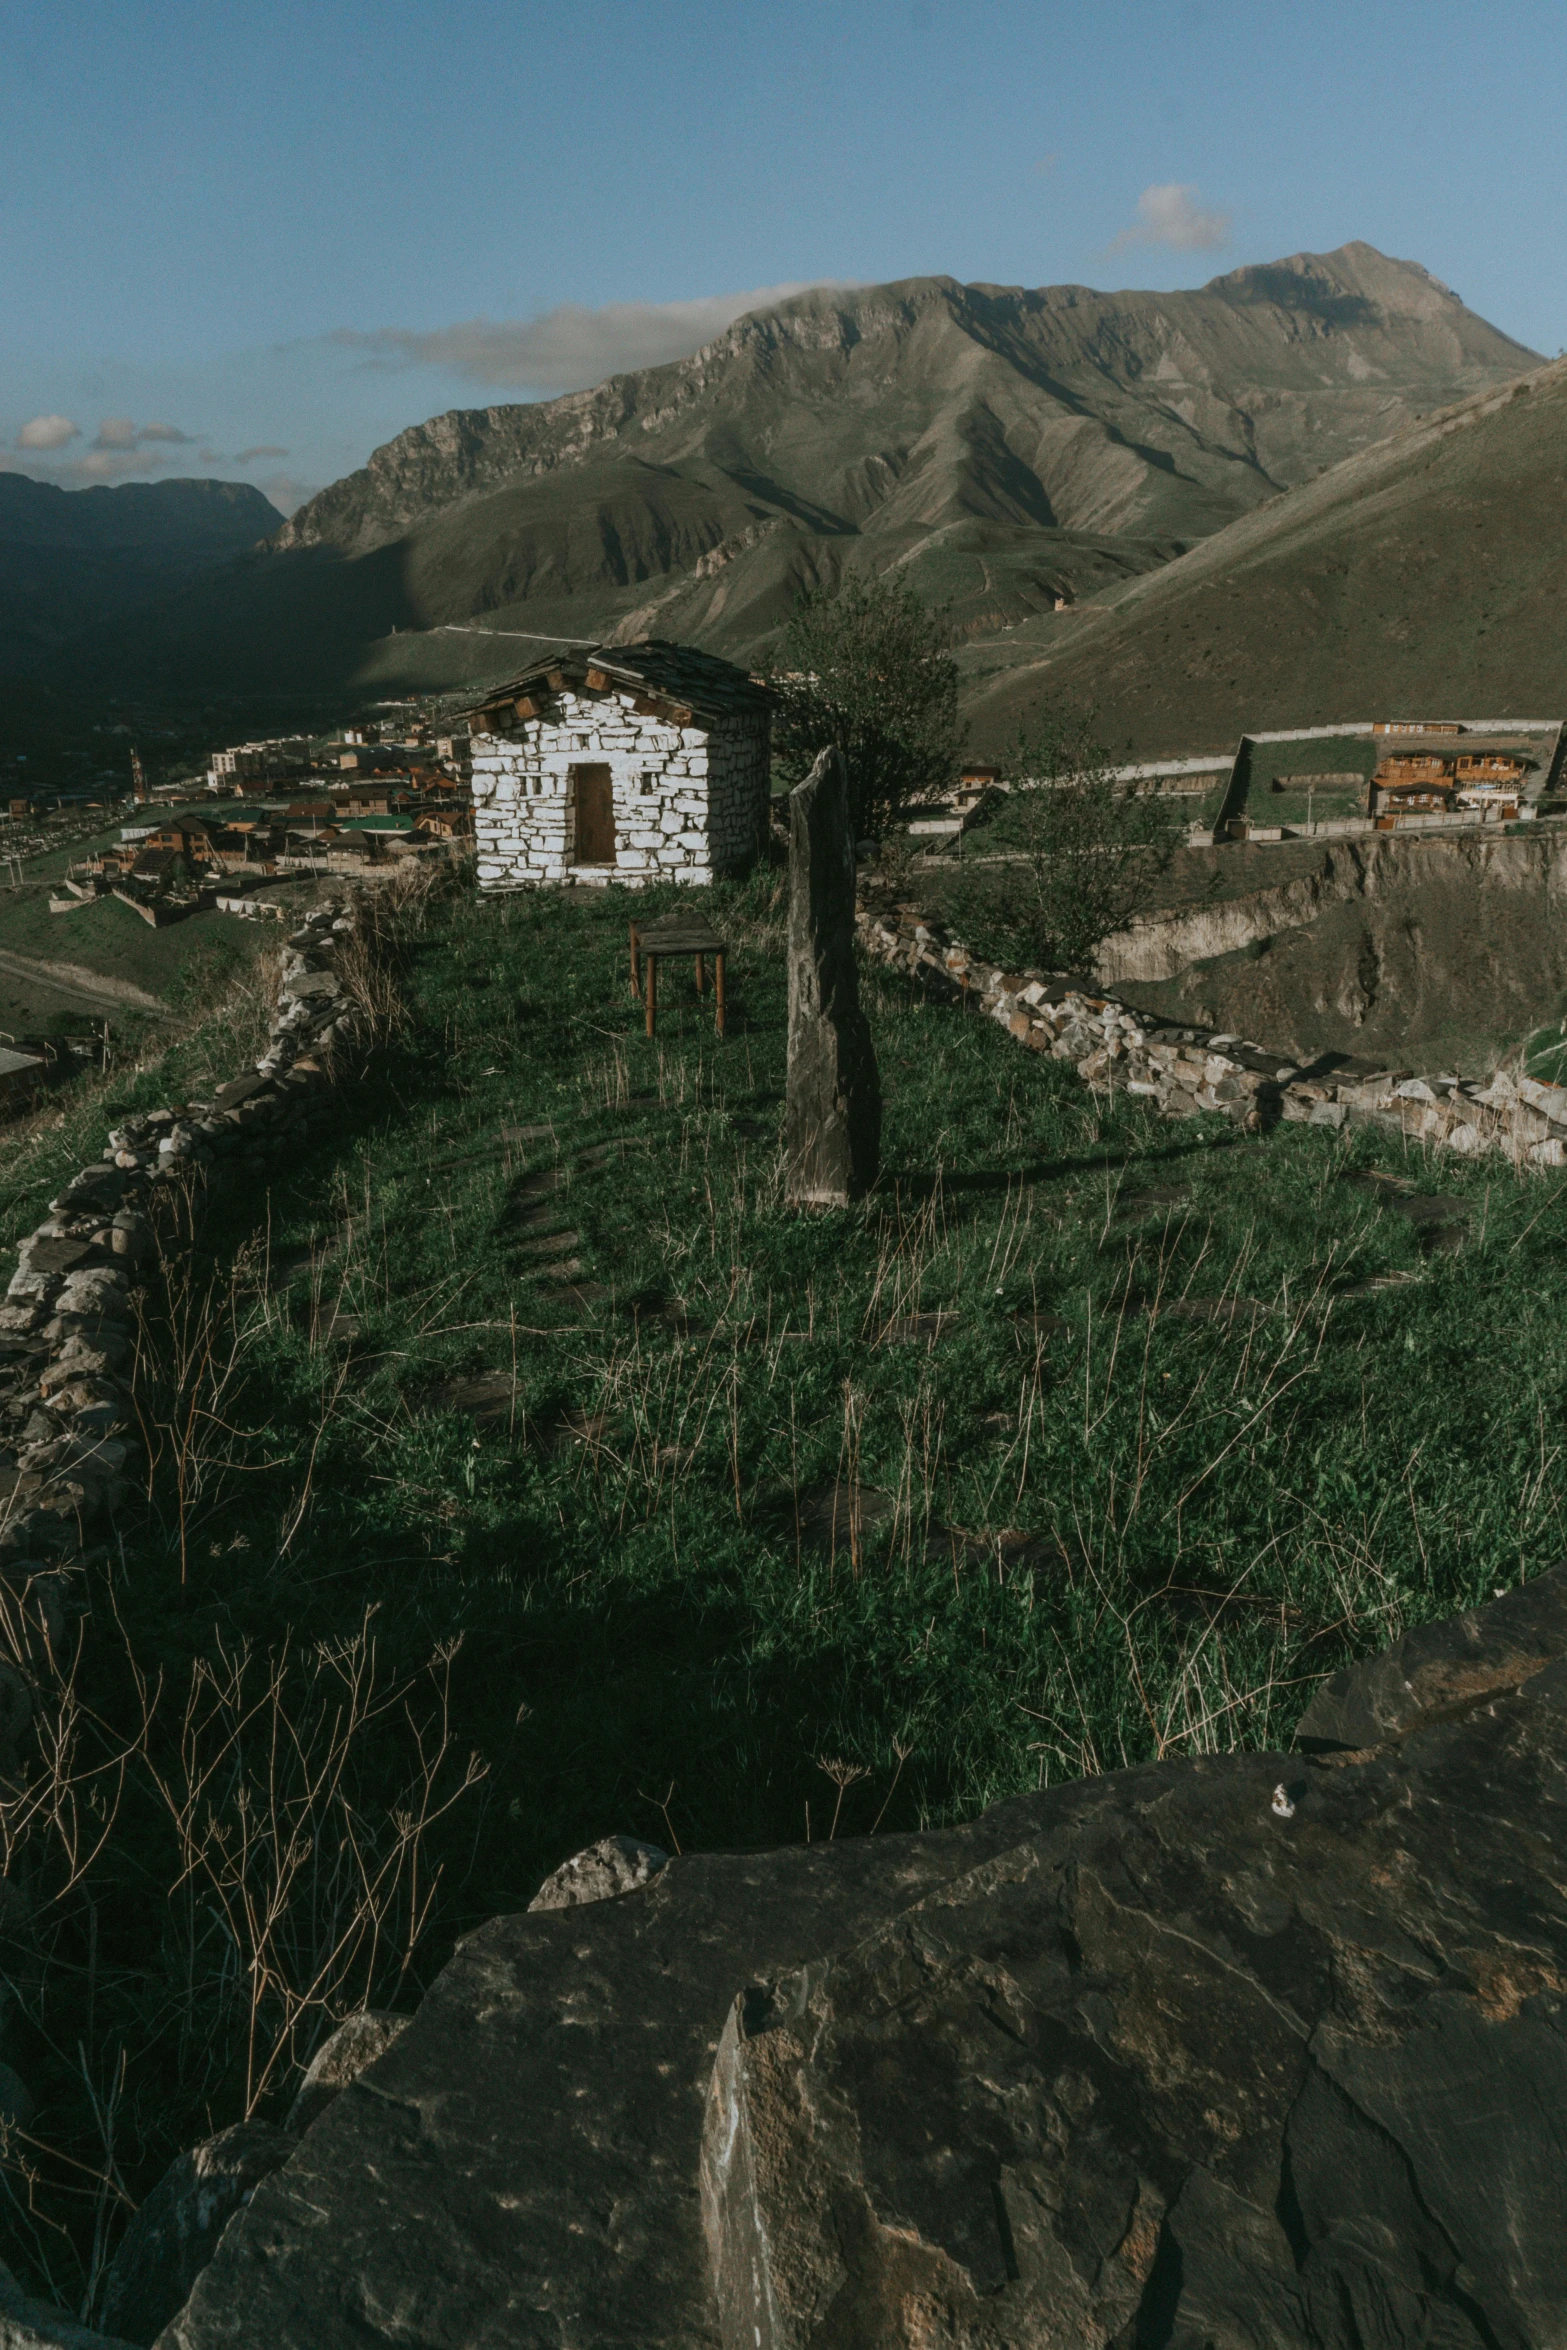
466, 641, 773, 892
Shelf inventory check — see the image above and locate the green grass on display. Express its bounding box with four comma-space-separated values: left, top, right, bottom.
0, 885, 262, 1003
11, 868, 1567, 2302
113, 874, 1567, 1845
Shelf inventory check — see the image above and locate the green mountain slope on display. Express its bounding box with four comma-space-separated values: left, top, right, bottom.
961, 356, 1567, 756
62, 244, 1536, 700
0, 476, 281, 676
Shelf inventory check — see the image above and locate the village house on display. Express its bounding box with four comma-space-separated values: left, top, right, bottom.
1370, 744, 1529, 825
466, 641, 772, 891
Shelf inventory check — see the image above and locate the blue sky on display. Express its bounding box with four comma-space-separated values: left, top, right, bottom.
4, 0, 1563, 514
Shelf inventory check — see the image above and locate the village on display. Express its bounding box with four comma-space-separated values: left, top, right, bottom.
43, 712, 474, 926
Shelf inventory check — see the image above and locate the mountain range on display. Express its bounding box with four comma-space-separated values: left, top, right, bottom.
26, 242, 1536, 704
0, 475, 281, 678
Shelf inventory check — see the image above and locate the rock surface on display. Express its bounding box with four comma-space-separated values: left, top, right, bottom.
158, 1573, 1567, 2349
705, 1574, 1567, 2348
100, 2124, 297, 2346
784, 748, 880, 1206
286, 2013, 410, 2136
527, 1834, 670, 1911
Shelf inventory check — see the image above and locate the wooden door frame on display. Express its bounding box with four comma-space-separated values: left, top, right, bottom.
568, 763, 617, 866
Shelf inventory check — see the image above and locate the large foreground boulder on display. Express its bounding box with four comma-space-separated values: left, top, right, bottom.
704, 1577, 1567, 2345
159, 1573, 1567, 2348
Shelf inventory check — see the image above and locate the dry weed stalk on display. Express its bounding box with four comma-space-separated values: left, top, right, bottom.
128, 1191, 273, 1584
124, 1612, 485, 2113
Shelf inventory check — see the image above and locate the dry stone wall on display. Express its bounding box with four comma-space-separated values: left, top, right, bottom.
473, 690, 768, 891
0, 901, 364, 1726
858, 899, 1567, 1168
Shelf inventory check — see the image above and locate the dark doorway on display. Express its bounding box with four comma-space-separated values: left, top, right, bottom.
570, 764, 616, 865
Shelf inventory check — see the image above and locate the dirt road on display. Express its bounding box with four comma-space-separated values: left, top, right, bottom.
0, 949, 168, 1020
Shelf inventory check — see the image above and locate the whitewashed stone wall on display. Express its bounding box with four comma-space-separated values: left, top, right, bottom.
472, 690, 769, 892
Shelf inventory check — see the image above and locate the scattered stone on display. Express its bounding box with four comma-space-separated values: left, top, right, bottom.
877, 1310, 961, 1345
1111, 1182, 1191, 1220
97, 2122, 298, 2346
785, 749, 881, 1206
545, 1282, 610, 1312
313, 1308, 362, 1347
428, 1370, 520, 1425
1010, 1309, 1069, 1342
1152, 1294, 1272, 1326
794, 1477, 896, 1557
543, 1407, 610, 1452
286, 2013, 410, 2135
528, 1836, 670, 1912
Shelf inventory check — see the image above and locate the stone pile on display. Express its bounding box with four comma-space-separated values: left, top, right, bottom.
0, 901, 361, 1707
858, 899, 1567, 1167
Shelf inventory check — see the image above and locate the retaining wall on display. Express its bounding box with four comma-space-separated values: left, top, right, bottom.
858, 899, 1567, 1169
0, 900, 368, 1728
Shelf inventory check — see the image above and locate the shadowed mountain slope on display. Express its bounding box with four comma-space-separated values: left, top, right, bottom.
57, 245, 1536, 700
962, 355, 1567, 756
0, 475, 281, 676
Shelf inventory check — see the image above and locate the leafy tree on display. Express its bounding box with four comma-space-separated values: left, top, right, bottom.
942, 708, 1183, 976
771, 572, 962, 832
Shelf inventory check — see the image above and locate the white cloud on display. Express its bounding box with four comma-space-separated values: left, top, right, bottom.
334, 281, 841, 395
94, 416, 196, 450
16, 413, 80, 450
1109, 183, 1231, 253
234, 443, 289, 462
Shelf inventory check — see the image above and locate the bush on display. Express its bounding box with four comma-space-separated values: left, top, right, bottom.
942, 709, 1182, 976
771, 573, 962, 833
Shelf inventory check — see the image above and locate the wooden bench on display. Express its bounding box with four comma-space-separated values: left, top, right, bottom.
629, 916, 728, 1038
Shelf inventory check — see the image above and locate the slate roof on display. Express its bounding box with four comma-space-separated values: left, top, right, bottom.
468, 640, 772, 730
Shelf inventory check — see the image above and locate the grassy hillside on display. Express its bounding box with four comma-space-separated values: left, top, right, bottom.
57, 246, 1536, 699
0, 803, 305, 1038
13, 866, 1567, 2309
962, 359, 1567, 755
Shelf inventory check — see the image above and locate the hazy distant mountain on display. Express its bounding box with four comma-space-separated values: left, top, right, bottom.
58, 245, 1537, 698
960, 355, 1567, 756
0, 475, 281, 676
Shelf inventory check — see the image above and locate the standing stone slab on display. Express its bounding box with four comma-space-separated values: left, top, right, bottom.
784, 749, 880, 1205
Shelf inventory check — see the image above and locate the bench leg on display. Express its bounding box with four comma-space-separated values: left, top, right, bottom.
715, 952, 725, 1039
629, 922, 641, 1000
695, 951, 705, 997
645, 953, 656, 1039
